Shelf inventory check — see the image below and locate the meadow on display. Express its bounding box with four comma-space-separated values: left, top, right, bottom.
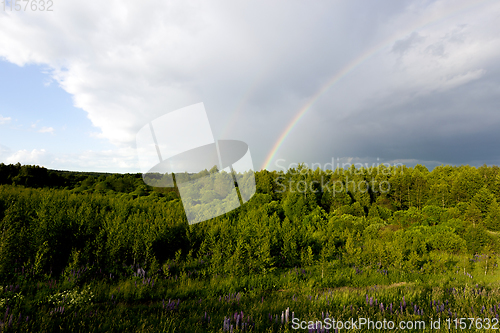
1, 162, 500, 332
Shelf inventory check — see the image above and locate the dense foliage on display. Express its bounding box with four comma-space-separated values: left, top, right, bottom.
1, 162, 500, 331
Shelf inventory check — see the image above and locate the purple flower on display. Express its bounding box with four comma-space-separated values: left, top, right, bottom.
4, 307, 10, 322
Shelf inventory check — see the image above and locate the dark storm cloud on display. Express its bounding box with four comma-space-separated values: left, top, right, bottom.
324, 68, 500, 167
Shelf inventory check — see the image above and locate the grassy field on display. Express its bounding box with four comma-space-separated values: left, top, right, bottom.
2, 254, 500, 332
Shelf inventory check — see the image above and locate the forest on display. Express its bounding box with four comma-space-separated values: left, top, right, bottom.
1, 162, 500, 332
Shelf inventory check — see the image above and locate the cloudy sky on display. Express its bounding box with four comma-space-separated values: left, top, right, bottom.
1, 0, 499, 173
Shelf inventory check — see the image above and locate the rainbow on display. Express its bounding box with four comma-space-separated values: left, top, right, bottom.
261, 0, 494, 170
260, 49, 377, 170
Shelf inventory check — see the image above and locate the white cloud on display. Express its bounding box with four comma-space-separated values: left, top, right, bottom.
5, 149, 50, 165
0, 116, 11, 124
0, 1, 253, 145
51, 147, 140, 172
38, 126, 55, 134
0, 1, 367, 147
392, 32, 425, 55
0, 144, 140, 172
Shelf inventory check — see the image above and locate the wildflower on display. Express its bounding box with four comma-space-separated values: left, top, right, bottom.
223, 316, 231, 331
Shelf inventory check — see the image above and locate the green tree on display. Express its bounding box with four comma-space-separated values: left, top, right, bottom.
472, 187, 495, 219
465, 202, 482, 227
300, 246, 314, 266
485, 199, 500, 231
410, 165, 429, 210
280, 217, 298, 266
351, 201, 365, 217
422, 205, 443, 226
451, 166, 483, 204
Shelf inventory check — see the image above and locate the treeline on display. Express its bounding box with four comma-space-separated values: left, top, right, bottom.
0, 163, 499, 282
0, 163, 113, 189
0, 163, 178, 199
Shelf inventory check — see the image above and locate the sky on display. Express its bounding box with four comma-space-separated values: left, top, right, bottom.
1, 0, 500, 173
